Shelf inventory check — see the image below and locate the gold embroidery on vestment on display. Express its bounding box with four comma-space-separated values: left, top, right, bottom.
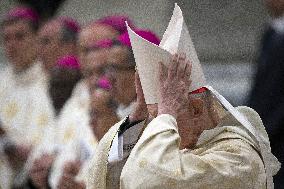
36, 113, 49, 127
4, 102, 19, 120
139, 158, 148, 168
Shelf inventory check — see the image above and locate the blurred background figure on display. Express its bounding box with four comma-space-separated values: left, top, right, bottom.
49, 55, 82, 116
247, 0, 284, 187
79, 15, 133, 79
38, 17, 79, 71
46, 15, 133, 189
0, 0, 283, 188
0, 6, 56, 189
1, 6, 39, 72
16, 16, 81, 188
37, 16, 82, 115
0, 0, 271, 105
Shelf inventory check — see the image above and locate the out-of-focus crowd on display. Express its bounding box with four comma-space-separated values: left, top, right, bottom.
0, 5, 160, 189
0, 0, 284, 188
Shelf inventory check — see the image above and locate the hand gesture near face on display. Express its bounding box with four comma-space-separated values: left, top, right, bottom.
158, 53, 192, 119
129, 72, 148, 122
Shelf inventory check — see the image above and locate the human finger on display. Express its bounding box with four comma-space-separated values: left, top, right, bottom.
179, 53, 186, 61
168, 54, 179, 79
177, 55, 187, 79
135, 72, 146, 104
158, 61, 168, 84
185, 60, 192, 78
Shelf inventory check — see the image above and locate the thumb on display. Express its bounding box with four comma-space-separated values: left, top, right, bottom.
135, 72, 146, 104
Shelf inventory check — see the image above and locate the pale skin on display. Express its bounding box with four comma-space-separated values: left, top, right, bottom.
130, 53, 219, 149
2, 20, 37, 72
37, 19, 77, 72
129, 72, 148, 122
106, 46, 137, 106
78, 23, 119, 74
88, 45, 136, 140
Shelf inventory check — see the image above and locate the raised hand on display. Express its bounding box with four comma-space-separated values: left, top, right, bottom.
157, 53, 192, 119
129, 72, 148, 122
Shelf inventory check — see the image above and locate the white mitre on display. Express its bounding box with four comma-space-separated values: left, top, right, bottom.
126, 3, 280, 189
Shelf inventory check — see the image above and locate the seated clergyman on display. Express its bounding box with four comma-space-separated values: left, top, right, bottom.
87, 53, 279, 189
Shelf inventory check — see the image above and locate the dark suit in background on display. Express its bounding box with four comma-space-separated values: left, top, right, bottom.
248, 25, 284, 189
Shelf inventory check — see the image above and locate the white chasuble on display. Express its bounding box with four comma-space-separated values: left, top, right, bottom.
120, 107, 267, 189
86, 107, 269, 189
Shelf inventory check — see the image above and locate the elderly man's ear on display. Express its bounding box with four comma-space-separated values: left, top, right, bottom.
191, 98, 204, 118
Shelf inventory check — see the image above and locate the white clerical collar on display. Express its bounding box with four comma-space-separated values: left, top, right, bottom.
271, 15, 284, 34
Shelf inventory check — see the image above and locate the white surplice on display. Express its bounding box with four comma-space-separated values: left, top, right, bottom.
0, 62, 55, 188
47, 80, 98, 188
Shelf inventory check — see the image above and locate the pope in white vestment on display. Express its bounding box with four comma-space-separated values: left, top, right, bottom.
86, 4, 280, 189
87, 105, 277, 189
120, 108, 268, 189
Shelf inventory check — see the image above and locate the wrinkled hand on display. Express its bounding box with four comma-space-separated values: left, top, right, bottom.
158, 53, 192, 118
29, 153, 55, 189
129, 72, 148, 122
57, 160, 85, 189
